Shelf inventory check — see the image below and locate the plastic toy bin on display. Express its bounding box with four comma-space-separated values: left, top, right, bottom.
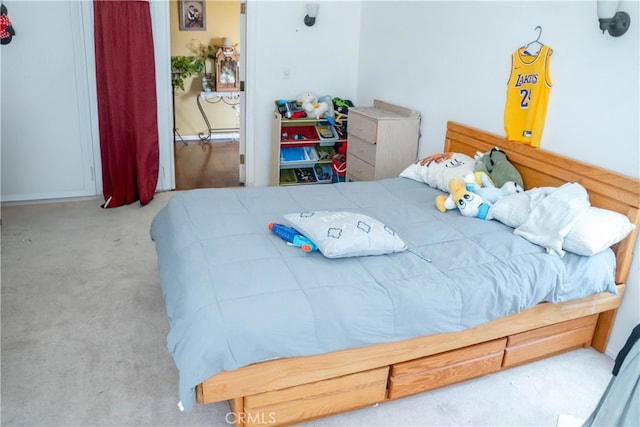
315, 121, 338, 143
280, 146, 318, 168
280, 126, 319, 142
314, 165, 332, 183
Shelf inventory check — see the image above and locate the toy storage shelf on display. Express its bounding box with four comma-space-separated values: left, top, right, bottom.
271, 111, 347, 186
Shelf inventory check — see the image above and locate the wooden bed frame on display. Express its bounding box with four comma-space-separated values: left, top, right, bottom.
195, 121, 640, 426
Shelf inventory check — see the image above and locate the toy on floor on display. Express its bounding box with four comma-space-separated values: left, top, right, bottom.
474, 147, 524, 188
331, 142, 347, 182
269, 222, 318, 252
436, 178, 491, 220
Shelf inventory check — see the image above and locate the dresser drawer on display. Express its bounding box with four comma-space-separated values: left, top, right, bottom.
347, 155, 375, 181
243, 367, 388, 426
388, 338, 506, 399
348, 113, 377, 143
503, 314, 597, 368
347, 135, 376, 165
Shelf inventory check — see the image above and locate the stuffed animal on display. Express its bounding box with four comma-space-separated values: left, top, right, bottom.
463, 171, 524, 204
436, 178, 491, 220
318, 94, 335, 121
1, 3, 16, 45
474, 147, 524, 188
297, 92, 329, 119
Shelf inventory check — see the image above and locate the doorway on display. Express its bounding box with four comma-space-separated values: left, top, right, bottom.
167, 0, 245, 190
174, 140, 240, 189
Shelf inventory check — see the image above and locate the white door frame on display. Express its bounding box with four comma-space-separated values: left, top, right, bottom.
151, 0, 176, 191
151, 0, 254, 190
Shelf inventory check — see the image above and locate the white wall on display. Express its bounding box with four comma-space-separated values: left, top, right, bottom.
0, 0, 175, 204
357, 1, 639, 177
1, 2, 99, 202
355, 0, 639, 357
245, 1, 362, 186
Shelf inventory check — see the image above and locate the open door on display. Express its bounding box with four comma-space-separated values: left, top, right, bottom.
238, 0, 247, 184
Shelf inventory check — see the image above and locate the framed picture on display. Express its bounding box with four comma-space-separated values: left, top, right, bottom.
179, 0, 206, 31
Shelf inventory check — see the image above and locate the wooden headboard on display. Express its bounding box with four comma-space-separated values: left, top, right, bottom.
444, 121, 640, 285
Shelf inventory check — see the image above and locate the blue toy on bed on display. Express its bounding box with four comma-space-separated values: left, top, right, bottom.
268, 222, 318, 252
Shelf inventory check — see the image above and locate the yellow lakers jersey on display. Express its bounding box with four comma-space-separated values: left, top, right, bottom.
504, 45, 553, 147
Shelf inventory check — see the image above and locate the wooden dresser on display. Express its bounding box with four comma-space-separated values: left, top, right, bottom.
346, 100, 420, 181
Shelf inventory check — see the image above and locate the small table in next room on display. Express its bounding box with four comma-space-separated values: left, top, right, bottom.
196, 91, 241, 142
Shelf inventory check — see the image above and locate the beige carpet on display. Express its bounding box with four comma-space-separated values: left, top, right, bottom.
1, 192, 614, 426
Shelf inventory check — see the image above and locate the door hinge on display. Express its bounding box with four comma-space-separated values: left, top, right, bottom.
241, 2, 246, 14
240, 81, 245, 92
239, 154, 245, 165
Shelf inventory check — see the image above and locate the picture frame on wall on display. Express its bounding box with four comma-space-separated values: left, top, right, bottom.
179, 0, 206, 31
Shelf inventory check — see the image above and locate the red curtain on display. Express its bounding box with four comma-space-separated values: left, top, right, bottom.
93, 0, 159, 208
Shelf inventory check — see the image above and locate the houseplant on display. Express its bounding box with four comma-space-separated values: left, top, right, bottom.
189, 39, 216, 92
170, 55, 203, 91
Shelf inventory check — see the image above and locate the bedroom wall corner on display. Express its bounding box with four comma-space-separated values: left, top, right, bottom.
355, 0, 639, 358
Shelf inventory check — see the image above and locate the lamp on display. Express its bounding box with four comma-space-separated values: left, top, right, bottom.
597, 0, 631, 37
304, 3, 319, 27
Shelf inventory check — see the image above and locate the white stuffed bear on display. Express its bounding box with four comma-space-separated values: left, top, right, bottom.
297, 92, 329, 119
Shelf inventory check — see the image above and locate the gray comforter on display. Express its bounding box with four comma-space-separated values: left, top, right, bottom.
150, 178, 617, 411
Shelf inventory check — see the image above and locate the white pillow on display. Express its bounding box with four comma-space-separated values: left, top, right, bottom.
564, 207, 635, 256
489, 192, 635, 256
399, 153, 476, 192
488, 192, 530, 228
283, 211, 407, 258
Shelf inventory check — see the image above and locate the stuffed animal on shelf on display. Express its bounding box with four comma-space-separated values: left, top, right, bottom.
436, 177, 491, 220
463, 171, 524, 204
474, 147, 524, 188
297, 92, 329, 119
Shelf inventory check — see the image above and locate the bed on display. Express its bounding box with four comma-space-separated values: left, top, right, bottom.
151, 121, 640, 426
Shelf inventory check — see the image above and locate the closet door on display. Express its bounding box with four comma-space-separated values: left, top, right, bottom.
1, 1, 98, 202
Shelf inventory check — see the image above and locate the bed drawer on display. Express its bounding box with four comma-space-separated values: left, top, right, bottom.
243, 367, 388, 426
388, 338, 506, 399
348, 112, 377, 143
503, 314, 598, 368
347, 154, 376, 182
347, 135, 377, 165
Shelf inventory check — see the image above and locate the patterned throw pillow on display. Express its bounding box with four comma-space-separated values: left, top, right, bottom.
283, 211, 407, 258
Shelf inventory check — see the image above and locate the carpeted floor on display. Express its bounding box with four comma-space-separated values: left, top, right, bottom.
0, 193, 615, 426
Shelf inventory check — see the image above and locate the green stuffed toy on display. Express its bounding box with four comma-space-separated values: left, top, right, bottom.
474, 147, 524, 189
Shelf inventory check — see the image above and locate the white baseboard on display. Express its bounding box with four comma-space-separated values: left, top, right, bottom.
175, 132, 240, 143
1, 195, 100, 206
556, 414, 585, 427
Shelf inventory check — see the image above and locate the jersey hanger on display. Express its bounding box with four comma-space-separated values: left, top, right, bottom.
523, 26, 543, 55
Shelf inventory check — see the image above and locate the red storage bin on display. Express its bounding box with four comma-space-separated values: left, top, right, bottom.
281, 126, 319, 142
